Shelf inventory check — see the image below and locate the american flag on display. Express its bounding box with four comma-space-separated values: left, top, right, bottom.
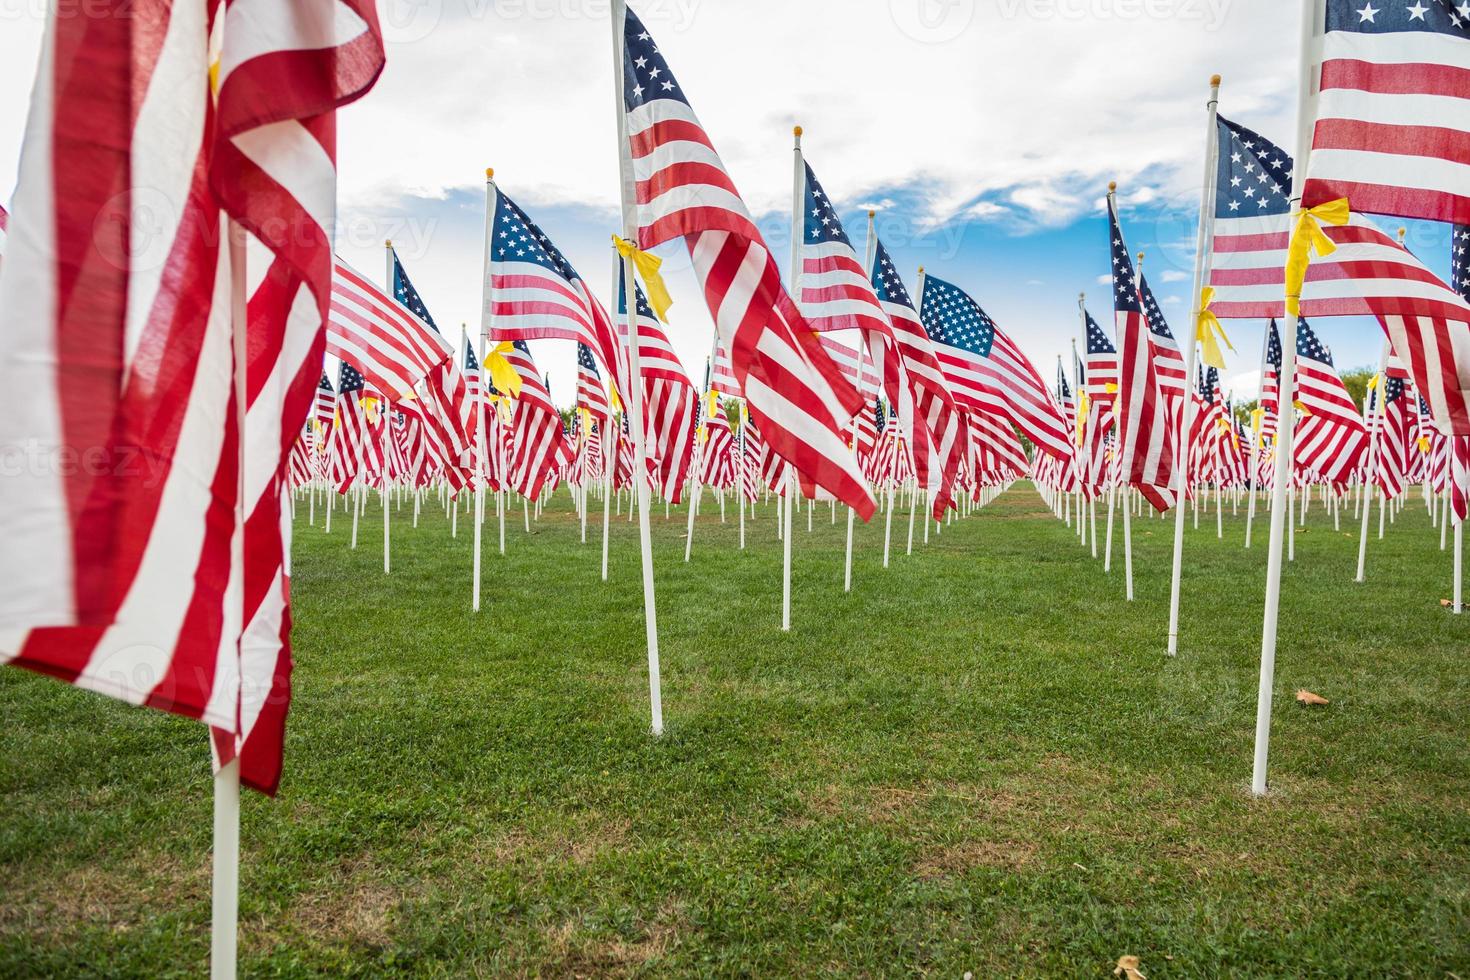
740, 416, 765, 501
1110, 195, 1177, 511
799, 161, 892, 343
1261, 320, 1282, 445
1279, 318, 1368, 487
1207, 115, 1470, 435
617, 265, 698, 503
329, 256, 453, 400
1084, 309, 1120, 403
328, 362, 371, 491
870, 238, 966, 519
483, 181, 625, 388
1373, 376, 1412, 498
314, 372, 336, 428
708, 343, 742, 397
577, 343, 613, 422
699, 398, 735, 488
504, 341, 572, 498
0, 1, 383, 796
391, 250, 473, 489
1080, 309, 1118, 495
619, 7, 873, 518
968, 408, 1030, 484
918, 273, 1073, 464
1138, 273, 1188, 399
1302, 0, 1470, 224
854, 399, 880, 463
1450, 224, 1470, 520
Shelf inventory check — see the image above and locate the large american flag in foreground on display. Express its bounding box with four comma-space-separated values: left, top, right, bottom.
1209, 115, 1470, 436
0, 0, 384, 795
1110, 196, 1177, 511
620, 7, 873, 518
1303, 0, 1470, 225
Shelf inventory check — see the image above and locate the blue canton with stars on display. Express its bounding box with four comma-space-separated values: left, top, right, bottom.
1452, 225, 1470, 301
1385, 375, 1406, 404
616, 261, 657, 319
318, 372, 334, 397
1074, 349, 1088, 386
491, 188, 584, 283
1057, 362, 1073, 401
464, 337, 480, 374
1214, 116, 1293, 220
1108, 202, 1143, 315
1328, 0, 1470, 38
338, 360, 364, 395
870, 239, 916, 309
622, 7, 688, 111
919, 274, 997, 358
1084, 311, 1116, 355
802, 162, 852, 248
1138, 274, 1177, 342
1266, 319, 1283, 369
578, 343, 602, 378
1295, 317, 1336, 367
391, 250, 439, 332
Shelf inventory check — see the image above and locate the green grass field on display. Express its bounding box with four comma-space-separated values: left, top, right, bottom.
3, 484, 1468, 977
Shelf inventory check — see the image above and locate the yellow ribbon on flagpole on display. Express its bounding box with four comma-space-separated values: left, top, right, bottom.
1075, 390, 1089, 447
482, 341, 523, 397
1417, 435, 1431, 454
1284, 198, 1350, 318
1293, 399, 1311, 418
1251, 406, 1264, 437
613, 235, 674, 322
1366, 372, 1382, 391
1195, 286, 1234, 370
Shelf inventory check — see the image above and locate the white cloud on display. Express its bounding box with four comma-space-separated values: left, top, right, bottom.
1160, 269, 1190, 282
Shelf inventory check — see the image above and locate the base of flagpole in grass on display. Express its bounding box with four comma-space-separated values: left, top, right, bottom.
211, 758, 239, 980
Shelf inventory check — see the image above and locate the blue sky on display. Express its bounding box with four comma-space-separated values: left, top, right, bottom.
2, 0, 1458, 406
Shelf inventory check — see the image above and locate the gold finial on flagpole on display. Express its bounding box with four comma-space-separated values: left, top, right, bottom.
384, 239, 392, 247
917, 265, 924, 274
1211, 74, 1222, 87
486, 167, 495, 180
793, 125, 802, 137
868, 209, 875, 218
1108, 181, 1117, 193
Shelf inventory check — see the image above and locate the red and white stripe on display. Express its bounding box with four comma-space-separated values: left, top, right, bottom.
503, 343, 572, 498
328, 257, 452, 400
1303, 21, 1470, 225
0, 0, 382, 795
621, 12, 872, 518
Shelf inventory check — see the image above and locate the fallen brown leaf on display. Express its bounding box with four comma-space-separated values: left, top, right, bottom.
1296, 689, 1329, 706
1442, 598, 1453, 607
1114, 956, 1146, 980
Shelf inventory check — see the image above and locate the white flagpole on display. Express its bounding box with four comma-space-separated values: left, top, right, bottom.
846, 214, 875, 592
1455, 514, 1464, 614
1253, 0, 1320, 797
212, 217, 249, 980
1356, 342, 1389, 582
738, 404, 747, 549
474, 171, 498, 613
611, 0, 664, 732
601, 426, 613, 579
383, 241, 398, 574
1166, 74, 1221, 656
780, 125, 807, 631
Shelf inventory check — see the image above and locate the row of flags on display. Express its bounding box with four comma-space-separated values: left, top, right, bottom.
2, 0, 1469, 803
